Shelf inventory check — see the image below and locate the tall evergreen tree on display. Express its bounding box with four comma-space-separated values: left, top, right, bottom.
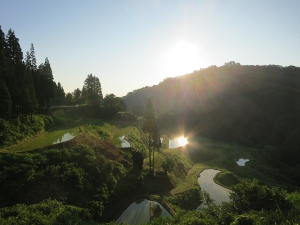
0, 79, 12, 118
20, 66, 38, 115
0, 27, 10, 118
23, 44, 39, 114
5, 29, 25, 115
25, 51, 31, 68
55, 82, 65, 105
29, 43, 37, 72
37, 58, 56, 108
83, 74, 103, 107
142, 98, 160, 174
73, 88, 81, 103
81, 86, 88, 104
0, 26, 7, 82
25, 43, 42, 111
65, 92, 73, 105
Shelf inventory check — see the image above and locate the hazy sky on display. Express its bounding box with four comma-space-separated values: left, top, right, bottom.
1, 0, 300, 97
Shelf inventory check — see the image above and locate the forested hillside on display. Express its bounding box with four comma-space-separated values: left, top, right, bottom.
124, 62, 300, 165
0, 26, 135, 148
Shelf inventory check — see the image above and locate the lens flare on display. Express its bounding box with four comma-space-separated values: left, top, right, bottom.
178, 136, 188, 146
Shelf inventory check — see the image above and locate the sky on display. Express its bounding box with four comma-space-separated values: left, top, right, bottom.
1, 0, 300, 97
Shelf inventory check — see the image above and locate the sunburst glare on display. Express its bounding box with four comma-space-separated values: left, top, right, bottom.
178, 136, 188, 147
164, 40, 204, 77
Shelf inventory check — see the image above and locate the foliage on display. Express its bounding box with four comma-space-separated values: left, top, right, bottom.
229, 179, 291, 213
0, 114, 50, 148
84, 122, 115, 140
127, 127, 147, 152
0, 79, 12, 118
146, 210, 218, 225
151, 181, 300, 225
72, 88, 82, 104
114, 111, 137, 121
142, 98, 161, 174
142, 98, 157, 136
161, 156, 175, 173
36, 57, 56, 109
164, 185, 202, 210
0, 144, 128, 221
0, 26, 57, 117
53, 82, 65, 105
83, 74, 103, 107
215, 170, 239, 187
157, 112, 175, 127
0, 199, 98, 225
123, 64, 300, 165
102, 94, 126, 119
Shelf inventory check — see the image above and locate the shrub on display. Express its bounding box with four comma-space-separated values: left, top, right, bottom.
114, 112, 137, 122
230, 179, 291, 213
216, 170, 239, 187
165, 186, 202, 210
0, 199, 97, 225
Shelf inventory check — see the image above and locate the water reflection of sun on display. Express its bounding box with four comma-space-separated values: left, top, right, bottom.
178, 136, 188, 146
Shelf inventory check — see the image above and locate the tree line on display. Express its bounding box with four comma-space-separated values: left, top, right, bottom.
0, 27, 55, 118
0, 26, 132, 121
123, 62, 300, 165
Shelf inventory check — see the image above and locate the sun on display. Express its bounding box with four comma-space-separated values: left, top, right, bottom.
178, 136, 188, 147
164, 40, 202, 77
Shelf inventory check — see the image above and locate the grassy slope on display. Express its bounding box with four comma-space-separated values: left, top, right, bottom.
4, 114, 298, 218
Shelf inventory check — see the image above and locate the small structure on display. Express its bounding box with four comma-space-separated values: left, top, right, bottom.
132, 150, 146, 169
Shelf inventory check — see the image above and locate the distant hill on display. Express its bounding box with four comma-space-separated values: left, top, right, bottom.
123, 63, 300, 164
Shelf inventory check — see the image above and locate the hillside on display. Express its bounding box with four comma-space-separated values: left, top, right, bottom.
124, 63, 300, 165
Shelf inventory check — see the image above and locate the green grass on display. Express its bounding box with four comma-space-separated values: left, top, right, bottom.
127, 127, 147, 152
3, 115, 297, 213
111, 126, 136, 147
84, 121, 116, 140
215, 170, 239, 187
1, 113, 300, 224
6, 127, 79, 152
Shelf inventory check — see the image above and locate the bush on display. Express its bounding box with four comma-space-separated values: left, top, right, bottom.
0, 145, 128, 221
165, 186, 202, 210
0, 115, 47, 148
216, 170, 239, 187
230, 179, 291, 213
230, 214, 255, 225
114, 112, 137, 122
0, 199, 97, 225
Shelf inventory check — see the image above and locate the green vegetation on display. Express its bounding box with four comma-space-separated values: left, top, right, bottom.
1, 113, 300, 224
0, 143, 131, 222
164, 185, 202, 210
215, 170, 239, 187
147, 179, 300, 225
0, 199, 98, 225
0, 115, 53, 149
1, 25, 300, 224
124, 63, 300, 167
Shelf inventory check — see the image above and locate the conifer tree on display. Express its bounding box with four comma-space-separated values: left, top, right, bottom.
73, 88, 81, 103
29, 43, 37, 71
55, 82, 65, 105
81, 86, 88, 104
20, 67, 38, 115
142, 98, 160, 174
37, 58, 56, 108
0, 26, 7, 82
65, 93, 73, 105
22, 44, 39, 115
5, 29, 25, 115
0, 79, 12, 118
